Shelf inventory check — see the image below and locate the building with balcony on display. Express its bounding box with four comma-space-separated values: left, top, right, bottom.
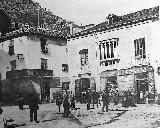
0, 27, 69, 104
67, 6, 159, 103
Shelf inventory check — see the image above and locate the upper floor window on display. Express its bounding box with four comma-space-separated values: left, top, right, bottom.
79, 49, 89, 67
40, 38, 48, 54
10, 60, 16, 71
134, 38, 146, 60
8, 39, 14, 56
62, 64, 68, 72
99, 38, 120, 66
41, 58, 48, 70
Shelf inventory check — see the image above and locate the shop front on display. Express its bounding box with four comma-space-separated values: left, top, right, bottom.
100, 76, 117, 91
100, 69, 118, 91
100, 65, 155, 103
134, 67, 155, 103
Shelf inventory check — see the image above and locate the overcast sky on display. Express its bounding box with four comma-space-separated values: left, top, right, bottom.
34, 0, 160, 25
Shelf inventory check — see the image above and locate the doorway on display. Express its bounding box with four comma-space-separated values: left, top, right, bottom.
41, 81, 50, 102
136, 79, 148, 103
75, 78, 90, 103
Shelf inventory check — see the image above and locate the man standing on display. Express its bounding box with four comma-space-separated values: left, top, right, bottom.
86, 89, 91, 110
70, 94, 76, 110
18, 95, 24, 110
114, 90, 119, 105
63, 97, 70, 118
29, 94, 39, 123
102, 90, 109, 112
92, 91, 96, 109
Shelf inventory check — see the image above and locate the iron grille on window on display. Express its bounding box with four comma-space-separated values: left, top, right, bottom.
134, 38, 146, 60
99, 38, 120, 66
79, 49, 89, 66
40, 38, 48, 54
41, 58, 48, 70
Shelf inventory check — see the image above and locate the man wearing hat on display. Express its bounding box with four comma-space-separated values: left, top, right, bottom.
102, 89, 110, 112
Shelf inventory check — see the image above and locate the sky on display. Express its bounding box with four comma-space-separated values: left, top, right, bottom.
34, 0, 160, 25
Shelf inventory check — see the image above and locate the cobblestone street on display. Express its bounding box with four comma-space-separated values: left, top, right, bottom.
2, 103, 160, 128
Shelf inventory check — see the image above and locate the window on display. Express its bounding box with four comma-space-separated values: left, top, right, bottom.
10, 60, 16, 71
62, 64, 68, 72
40, 38, 48, 54
41, 58, 48, 70
79, 49, 89, 67
17, 54, 24, 61
8, 39, 14, 56
99, 38, 119, 66
134, 38, 146, 60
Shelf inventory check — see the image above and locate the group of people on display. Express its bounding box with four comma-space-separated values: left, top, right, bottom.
1, 87, 147, 127
80, 88, 113, 112
2, 87, 144, 127
54, 89, 112, 117
122, 91, 137, 107
55, 91, 76, 118
140, 90, 149, 104
81, 88, 138, 111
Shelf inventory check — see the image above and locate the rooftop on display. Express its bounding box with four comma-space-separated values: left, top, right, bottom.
68, 6, 159, 39
0, 26, 67, 43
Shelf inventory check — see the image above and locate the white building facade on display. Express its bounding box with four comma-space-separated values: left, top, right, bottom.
0, 27, 69, 103
67, 6, 159, 103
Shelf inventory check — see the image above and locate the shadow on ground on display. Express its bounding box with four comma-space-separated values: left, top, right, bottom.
84, 109, 128, 128
6, 123, 26, 128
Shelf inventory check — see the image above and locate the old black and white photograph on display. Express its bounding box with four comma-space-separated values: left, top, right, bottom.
0, 0, 160, 128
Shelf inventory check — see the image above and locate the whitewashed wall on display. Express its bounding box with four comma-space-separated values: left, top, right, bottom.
0, 36, 28, 80
0, 35, 69, 80
68, 19, 160, 92
27, 36, 68, 77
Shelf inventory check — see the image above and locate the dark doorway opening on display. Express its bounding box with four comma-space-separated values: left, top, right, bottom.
75, 78, 90, 103
41, 81, 50, 102
136, 79, 148, 103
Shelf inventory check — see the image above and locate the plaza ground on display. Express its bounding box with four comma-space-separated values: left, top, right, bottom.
2, 103, 160, 128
